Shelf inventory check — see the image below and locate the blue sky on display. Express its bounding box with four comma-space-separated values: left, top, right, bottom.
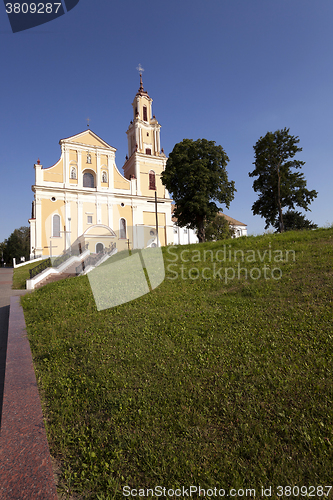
0, 0, 332, 242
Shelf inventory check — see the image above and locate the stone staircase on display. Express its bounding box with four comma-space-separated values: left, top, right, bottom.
28, 246, 117, 290
33, 261, 79, 289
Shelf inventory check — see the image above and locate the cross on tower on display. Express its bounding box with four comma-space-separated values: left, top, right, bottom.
136, 63, 144, 74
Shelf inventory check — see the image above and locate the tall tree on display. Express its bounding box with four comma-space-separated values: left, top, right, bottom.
249, 128, 317, 232
161, 138, 236, 242
0, 241, 6, 267
2, 226, 30, 265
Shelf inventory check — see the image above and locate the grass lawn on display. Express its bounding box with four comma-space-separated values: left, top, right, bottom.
21, 228, 333, 499
12, 259, 49, 289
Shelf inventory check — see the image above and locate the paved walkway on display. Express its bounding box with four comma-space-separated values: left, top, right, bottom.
0, 268, 28, 425
0, 268, 58, 499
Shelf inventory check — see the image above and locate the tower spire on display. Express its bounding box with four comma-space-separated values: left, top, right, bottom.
136, 64, 149, 97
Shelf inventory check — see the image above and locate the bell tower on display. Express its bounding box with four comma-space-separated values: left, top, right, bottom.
123, 73, 167, 198
126, 73, 161, 157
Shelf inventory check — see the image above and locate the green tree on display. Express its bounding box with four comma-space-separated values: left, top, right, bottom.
2, 226, 30, 265
205, 214, 235, 241
161, 138, 236, 243
249, 128, 317, 232
273, 210, 318, 232
0, 241, 6, 267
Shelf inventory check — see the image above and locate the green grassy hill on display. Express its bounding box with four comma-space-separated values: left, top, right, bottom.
21, 228, 333, 499
12, 259, 49, 289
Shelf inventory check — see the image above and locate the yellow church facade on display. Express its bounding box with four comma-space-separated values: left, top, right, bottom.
29, 76, 174, 259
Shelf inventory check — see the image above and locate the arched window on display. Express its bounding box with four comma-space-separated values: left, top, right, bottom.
102, 171, 108, 183
143, 106, 147, 121
83, 172, 95, 188
149, 170, 156, 190
119, 218, 126, 239
70, 166, 77, 179
53, 214, 60, 237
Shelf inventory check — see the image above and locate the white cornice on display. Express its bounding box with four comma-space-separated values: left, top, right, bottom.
59, 142, 116, 153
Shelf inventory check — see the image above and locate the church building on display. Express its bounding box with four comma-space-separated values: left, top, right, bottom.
29, 75, 174, 259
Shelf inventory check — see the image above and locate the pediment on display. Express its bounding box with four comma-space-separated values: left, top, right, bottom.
60, 130, 116, 151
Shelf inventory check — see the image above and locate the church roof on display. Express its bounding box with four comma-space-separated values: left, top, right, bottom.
219, 213, 247, 226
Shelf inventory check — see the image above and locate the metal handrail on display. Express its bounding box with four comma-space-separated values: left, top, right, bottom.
76, 243, 116, 275
29, 258, 51, 279
52, 243, 89, 268
28, 243, 90, 280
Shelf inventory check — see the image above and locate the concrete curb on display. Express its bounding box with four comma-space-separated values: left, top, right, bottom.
0, 296, 58, 499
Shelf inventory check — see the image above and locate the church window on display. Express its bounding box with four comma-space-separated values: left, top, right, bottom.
87, 153, 92, 164
102, 171, 108, 183
87, 215, 93, 224
52, 214, 60, 237
83, 172, 95, 188
119, 218, 126, 239
70, 167, 77, 179
149, 170, 156, 190
146, 148, 152, 155
143, 106, 147, 121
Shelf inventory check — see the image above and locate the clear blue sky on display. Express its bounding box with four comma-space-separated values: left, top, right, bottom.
1, 0, 332, 243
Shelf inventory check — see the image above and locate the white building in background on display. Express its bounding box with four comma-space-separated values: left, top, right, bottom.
221, 214, 247, 237
172, 211, 247, 245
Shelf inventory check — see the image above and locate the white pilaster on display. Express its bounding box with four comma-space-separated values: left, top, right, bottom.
109, 156, 114, 190
34, 163, 43, 185
131, 203, 138, 248
65, 199, 71, 249
77, 199, 83, 236
134, 155, 141, 195
130, 177, 137, 195
29, 218, 36, 257
108, 202, 113, 229
157, 127, 160, 153
135, 125, 139, 149
64, 147, 69, 187
35, 197, 42, 250
96, 199, 102, 224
